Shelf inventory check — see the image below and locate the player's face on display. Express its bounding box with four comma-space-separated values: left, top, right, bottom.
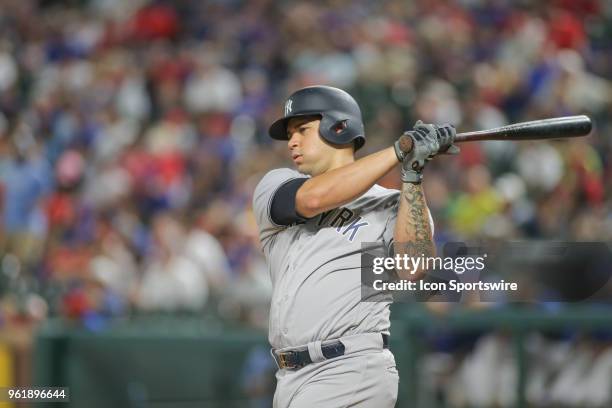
286, 116, 338, 176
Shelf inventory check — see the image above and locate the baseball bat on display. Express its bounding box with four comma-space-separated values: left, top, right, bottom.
454, 115, 592, 142
398, 115, 592, 153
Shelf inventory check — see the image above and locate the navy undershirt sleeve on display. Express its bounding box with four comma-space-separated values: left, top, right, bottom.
270, 178, 310, 225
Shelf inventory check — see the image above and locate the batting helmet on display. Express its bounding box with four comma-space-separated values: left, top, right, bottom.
268, 86, 365, 150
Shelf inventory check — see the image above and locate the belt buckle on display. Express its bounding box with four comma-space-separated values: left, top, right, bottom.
278, 351, 297, 370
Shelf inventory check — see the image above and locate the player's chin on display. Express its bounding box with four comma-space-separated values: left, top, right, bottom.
295, 163, 312, 175
294, 159, 306, 171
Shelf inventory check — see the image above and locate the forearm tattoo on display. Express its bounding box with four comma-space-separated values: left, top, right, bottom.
397, 183, 434, 257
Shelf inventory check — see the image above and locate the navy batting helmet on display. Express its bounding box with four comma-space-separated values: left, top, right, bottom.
268, 86, 365, 151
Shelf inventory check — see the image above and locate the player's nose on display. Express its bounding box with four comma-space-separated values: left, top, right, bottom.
288, 132, 300, 150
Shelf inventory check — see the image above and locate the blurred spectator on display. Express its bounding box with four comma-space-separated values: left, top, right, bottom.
1, 120, 52, 266
182, 208, 231, 295
135, 212, 208, 312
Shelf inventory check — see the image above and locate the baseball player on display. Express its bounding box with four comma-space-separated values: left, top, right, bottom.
253, 85, 457, 407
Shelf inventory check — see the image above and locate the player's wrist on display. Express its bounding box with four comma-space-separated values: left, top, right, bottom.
400, 168, 423, 184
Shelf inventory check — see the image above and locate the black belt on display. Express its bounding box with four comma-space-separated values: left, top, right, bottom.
275, 334, 389, 370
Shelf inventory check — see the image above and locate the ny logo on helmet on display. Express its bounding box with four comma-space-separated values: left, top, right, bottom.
284, 99, 293, 116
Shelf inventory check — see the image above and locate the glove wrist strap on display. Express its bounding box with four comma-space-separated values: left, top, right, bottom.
401, 169, 423, 184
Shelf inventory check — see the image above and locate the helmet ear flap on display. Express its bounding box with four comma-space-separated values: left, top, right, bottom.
319, 113, 339, 142
319, 112, 364, 149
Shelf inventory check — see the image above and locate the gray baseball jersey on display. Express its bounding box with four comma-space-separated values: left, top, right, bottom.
254, 167, 435, 350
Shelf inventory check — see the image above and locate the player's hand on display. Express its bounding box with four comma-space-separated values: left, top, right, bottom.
395, 121, 439, 184
436, 124, 460, 155
393, 121, 459, 184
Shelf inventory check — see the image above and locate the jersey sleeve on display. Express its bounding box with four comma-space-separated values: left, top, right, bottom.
252, 168, 306, 246
270, 177, 310, 225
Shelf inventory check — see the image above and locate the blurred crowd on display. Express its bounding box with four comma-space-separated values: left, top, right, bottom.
418, 328, 612, 407
0, 0, 610, 366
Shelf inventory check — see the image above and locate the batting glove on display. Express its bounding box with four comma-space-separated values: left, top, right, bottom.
393, 121, 459, 184
436, 124, 460, 155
